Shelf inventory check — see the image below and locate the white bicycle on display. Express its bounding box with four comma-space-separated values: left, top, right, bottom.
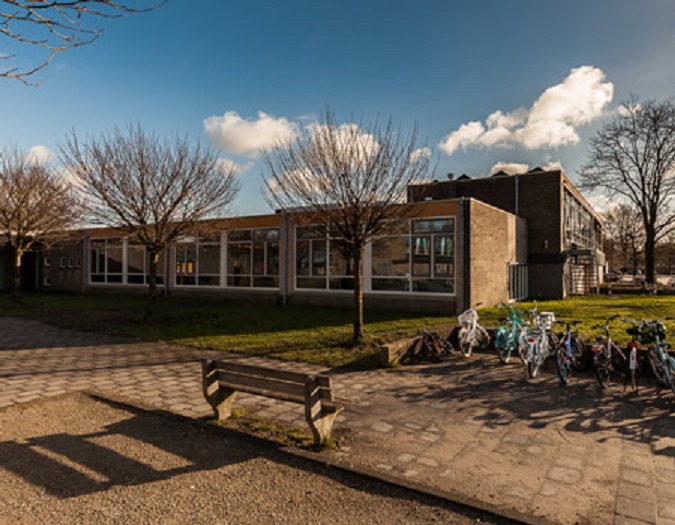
457, 303, 491, 357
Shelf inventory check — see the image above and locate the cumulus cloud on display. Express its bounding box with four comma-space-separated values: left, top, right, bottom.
489, 162, 529, 175
204, 111, 299, 155
25, 144, 53, 165
489, 160, 565, 176
438, 66, 614, 155
587, 194, 612, 213
214, 158, 246, 175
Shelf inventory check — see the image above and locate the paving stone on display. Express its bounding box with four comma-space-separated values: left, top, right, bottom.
659, 501, 675, 520
416, 457, 439, 468
656, 467, 675, 484
615, 496, 656, 524
397, 453, 416, 463
619, 481, 655, 503
547, 466, 582, 484
371, 421, 393, 433
622, 467, 654, 487
622, 454, 654, 472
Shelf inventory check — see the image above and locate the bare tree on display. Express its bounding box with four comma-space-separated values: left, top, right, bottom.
0, 145, 79, 302
264, 109, 431, 343
60, 124, 240, 313
581, 96, 675, 284
1, 0, 165, 84
602, 204, 644, 274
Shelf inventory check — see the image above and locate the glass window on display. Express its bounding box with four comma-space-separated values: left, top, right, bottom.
372, 236, 409, 277
296, 240, 310, 276
312, 239, 327, 276
128, 245, 145, 276
226, 228, 280, 288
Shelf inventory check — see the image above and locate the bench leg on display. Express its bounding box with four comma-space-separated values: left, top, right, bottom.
304, 382, 344, 447
202, 360, 236, 420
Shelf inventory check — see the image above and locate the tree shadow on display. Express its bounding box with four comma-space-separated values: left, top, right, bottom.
0, 397, 265, 498
378, 351, 675, 458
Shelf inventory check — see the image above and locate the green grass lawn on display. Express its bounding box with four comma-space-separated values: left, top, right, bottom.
2, 292, 674, 368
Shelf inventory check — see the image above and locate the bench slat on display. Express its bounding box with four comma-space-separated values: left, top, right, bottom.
211, 360, 312, 384
216, 370, 307, 400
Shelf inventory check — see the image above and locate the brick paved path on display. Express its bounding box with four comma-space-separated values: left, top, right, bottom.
2, 317, 675, 524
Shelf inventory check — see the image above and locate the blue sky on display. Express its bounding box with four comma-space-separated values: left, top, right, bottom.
2, 0, 675, 214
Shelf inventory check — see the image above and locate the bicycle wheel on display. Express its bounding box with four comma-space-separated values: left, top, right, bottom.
498, 345, 511, 364
556, 348, 571, 385
527, 360, 540, 379
595, 354, 611, 388
517, 334, 528, 364
649, 348, 667, 386
475, 325, 491, 350
666, 357, 675, 396
570, 338, 588, 371
458, 327, 472, 357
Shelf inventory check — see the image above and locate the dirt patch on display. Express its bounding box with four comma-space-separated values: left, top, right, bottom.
0, 393, 516, 525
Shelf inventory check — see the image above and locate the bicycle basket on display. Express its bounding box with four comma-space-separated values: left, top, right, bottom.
534, 312, 555, 330
458, 309, 477, 326
636, 324, 666, 344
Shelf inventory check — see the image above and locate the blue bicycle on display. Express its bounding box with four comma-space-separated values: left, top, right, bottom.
493, 304, 527, 364
553, 320, 585, 385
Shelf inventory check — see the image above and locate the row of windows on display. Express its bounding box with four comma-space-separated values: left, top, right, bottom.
564, 190, 598, 250
296, 218, 455, 293
86, 218, 456, 295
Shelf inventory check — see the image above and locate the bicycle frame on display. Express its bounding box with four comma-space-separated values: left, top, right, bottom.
554, 320, 582, 385
494, 304, 525, 364
591, 315, 635, 391
643, 318, 675, 394
520, 303, 555, 379
457, 303, 490, 357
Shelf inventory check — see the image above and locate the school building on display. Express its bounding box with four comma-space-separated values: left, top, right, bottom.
3, 168, 603, 314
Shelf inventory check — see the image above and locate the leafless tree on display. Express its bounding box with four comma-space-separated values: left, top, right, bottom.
0, 145, 79, 302
1, 0, 165, 84
602, 204, 644, 274
581, 96, 675, 284
60, 124, 240, 313
264, 109, 431, 343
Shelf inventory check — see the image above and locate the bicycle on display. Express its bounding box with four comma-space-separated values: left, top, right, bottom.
591, 315, 638, 393
457, 303, 491, 357
519, 303, 556, 379
640, 318, 675, 395
493, 304, 527, 364
400, 330, 455, 364
554, 320, 585, 385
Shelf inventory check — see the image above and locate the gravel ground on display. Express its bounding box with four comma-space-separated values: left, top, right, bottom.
0, 393, 514, 525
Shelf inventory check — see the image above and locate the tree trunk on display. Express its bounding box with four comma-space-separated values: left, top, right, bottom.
645, 226, 656, 284
145, 249, 161, 319
11, 247, 23, 304
352, 246, 364, 344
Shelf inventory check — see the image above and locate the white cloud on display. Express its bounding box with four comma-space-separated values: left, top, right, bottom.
214, 158, 245, 175
587, 194, 612, 213
204, 111, 299, 155
25, 144, 53, 165
541, 160, 564, 172
489, 160, 564, 176
438, 66, 614, 155
410, 146, 431, 163
489, 162, 529, 175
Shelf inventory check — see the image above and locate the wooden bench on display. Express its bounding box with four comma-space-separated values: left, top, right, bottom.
201, 359, 344, 447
